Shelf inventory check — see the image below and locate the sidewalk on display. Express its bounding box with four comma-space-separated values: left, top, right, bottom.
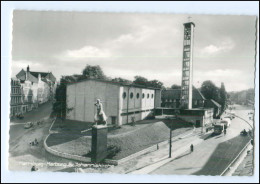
128, 129, 204, 174
232, 147, 254, 176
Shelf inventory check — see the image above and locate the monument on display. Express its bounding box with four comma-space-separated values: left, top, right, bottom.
91, 99, 108, 163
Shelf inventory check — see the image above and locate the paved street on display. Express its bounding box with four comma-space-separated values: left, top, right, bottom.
9, 101, 53, 143
9, 101, 77, 172
150, 105, 253, 175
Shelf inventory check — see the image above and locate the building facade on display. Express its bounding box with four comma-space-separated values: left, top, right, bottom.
204, 99, 222, 118
21, 80, 34, 111
16, 65, 56, 106
66, 79, 161, 126
178, 108, 214, 128
10, 78, 24, 117
161, 87, 205, 109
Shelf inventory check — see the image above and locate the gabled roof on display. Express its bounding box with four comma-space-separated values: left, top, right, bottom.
192, 86, 206, 100
161, 86, 206, 100
161, 89, 181, 99
209, 99, 221, 107
15, 68, 56, 83
30, 71, 49, 78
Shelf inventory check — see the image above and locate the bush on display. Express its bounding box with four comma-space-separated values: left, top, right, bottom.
107, 145, 121, 159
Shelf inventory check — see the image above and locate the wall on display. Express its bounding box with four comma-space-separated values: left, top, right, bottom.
178, 108, 213, 127
119, 87, 155, 124
66, 80, 119, 125
67, 81, 160, 125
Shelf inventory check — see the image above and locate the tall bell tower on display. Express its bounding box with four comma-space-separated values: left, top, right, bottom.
180, 20, 195, 109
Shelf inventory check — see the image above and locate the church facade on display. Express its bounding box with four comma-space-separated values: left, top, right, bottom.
66, 79, 161, 126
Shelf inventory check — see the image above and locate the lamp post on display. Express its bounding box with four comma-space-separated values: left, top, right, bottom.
169, 119, 173, 158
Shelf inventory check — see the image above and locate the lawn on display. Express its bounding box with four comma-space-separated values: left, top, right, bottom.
46, 118, 193, 160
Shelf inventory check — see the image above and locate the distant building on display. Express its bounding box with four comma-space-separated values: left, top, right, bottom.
161, 86, 205, 109
178, 108, 214, 128
21, 80, 34, 111
10, 78, 23, 117
204, 99, 221, 118
66, 79, 161, 126
16, 65, 57, 105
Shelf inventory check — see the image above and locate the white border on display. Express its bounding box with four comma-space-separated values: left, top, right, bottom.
1, 1, 259, 183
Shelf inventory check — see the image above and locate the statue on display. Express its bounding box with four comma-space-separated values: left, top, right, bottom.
94, 99, 107, 126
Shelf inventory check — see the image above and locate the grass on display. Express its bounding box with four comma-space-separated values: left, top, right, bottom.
46, 118, 193, 160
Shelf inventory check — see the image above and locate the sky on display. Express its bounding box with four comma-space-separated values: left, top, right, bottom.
11, 10, 257, 92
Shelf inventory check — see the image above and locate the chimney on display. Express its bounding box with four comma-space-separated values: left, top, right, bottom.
25, 65, 30, 80
38, 73, 41, 82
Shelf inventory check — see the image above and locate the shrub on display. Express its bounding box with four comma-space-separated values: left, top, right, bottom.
107, 145, 121, 159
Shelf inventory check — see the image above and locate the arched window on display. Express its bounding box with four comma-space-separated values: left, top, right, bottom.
147, 94, 149, 98
122, 92, 126, 99
142, 93, 145, 98
151, 94, 154, 99
130, 92, 134, 99
136, 93, 140, 99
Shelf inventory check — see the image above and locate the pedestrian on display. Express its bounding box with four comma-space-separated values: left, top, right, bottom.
224, 129, 227, 136
31, 166, 37, 171
190, 144, 194, 153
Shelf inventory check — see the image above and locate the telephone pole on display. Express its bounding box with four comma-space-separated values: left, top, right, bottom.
169, 120, 173, 158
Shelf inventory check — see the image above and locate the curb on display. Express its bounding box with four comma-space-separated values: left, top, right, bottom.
44, 134, 91, 163
48, 117, 57, 134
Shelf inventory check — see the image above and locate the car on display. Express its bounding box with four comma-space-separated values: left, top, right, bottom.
221, 118, 231, 129
224, 116, 233, 120
16, 114, 24, 119
24, 122, 33, 129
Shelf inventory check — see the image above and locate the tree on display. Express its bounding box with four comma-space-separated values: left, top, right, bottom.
82, 65, 106, 80
148, 80, 164, 89
200, 80, 221, 103
219, 82, 227, 112
133, 76, 149, 87
111, 77, 132, 85
52, 76, 76, 119
171, 84, 181, 89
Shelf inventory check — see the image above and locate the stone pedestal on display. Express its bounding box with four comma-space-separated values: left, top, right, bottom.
91, 125, 108, 163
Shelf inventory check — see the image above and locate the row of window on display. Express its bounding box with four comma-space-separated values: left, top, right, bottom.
11, 80, 20, 86
122, 92, 154, 100
162, 99, 204, 104
11, 87, 21, 94
11, 96, 23, 105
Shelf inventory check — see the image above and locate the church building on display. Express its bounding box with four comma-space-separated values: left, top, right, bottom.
66, 79, 161, 126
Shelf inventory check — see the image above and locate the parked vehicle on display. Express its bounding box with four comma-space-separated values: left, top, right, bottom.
221, 118, 231, 129
16, 114, 24, 119
213, 124, 225, 135
230, 111, 236, 119
240, 129, 248, 136
24, 122, 33, 129
224, 116, 233, 120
